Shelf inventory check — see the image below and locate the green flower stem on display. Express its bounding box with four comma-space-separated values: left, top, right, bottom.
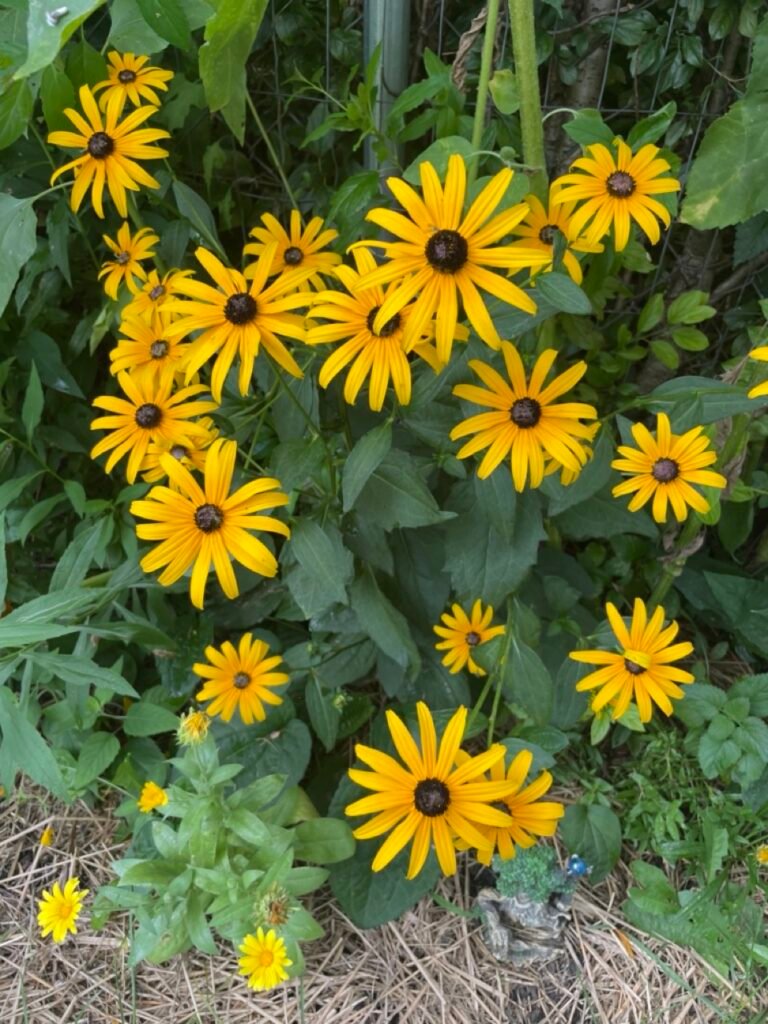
468, 0, 502, 188
245, 92, 300, 210
647, 516, 702, 609
466, 596, 514, 742
507, 0, 547, 198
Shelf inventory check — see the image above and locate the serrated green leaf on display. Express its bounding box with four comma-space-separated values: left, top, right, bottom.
0, 194, 37, 318
0, 687, 67, 799
73, 731, 120, 789
342, 422, 392, 512
123, 702, 179, 737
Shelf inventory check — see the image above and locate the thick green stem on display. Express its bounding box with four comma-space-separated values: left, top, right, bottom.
648, 517, 702, 609
468, 0, 502, 187
507, 0, 547, 197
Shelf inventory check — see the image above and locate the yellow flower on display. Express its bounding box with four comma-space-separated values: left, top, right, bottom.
141, 416, 218, 485
747, 345, 768, 400
98, 223, 158, 299
90, 372, 217, 483
454, 749, 564, 865
346, 702, 515, 879
137, 780, 168, 813
552, 139, 680, 251
756, 844, 768, 866
356, 155, 549, 362
93, 51, 174, 113
109, 317, 190, 385
123, 268, 194, 330
569, 598, 694, 722
37, 877, 88, 943
243, 210, 341, 290
238, 927, 293, 991
194, 633, 288, 724
177, 709, 210, 745
451, 345, 598, 491
48, 86, 169, 219
611, 413, 726, 523
164, 246, 311, 402
433, 599, 505, 676
508, 187, 604, 285
40, 826, 55, 847
306, 247, 444, 410
130, 438, 290, 609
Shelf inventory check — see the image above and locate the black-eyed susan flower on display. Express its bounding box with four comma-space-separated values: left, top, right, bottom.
177, 709, 209, 745
552, 140, 680, 251
243, 210, 340, 290
137, 780, 168, 813
433, 599, 505, 676
748, 346, 768, 400
123, 268, 194, 330
37, 877, 88, 943
238, 928, 293, 991
98, 223, 158, 299
40, 826, 54, 847
90, 372, 216, 483
346, 702, 516, 879
544, 420, 601, 486
509, 187, 604, 285
356, 155, 549, 362
130, 438, 290, 609
142, 416, 218, 484
48, 86, 169, 219
611, 413, 726, 523
569, 598, 694, 722
164, 245, 310, 402
109, 317, 190, 385
306, 247, 446, 410
93, 51, 174, 113
454, 748, 564, 864
194, 633, 288, 724
451, 345, 598, 491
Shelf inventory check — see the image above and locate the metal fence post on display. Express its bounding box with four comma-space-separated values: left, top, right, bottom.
363, 0, 411, 171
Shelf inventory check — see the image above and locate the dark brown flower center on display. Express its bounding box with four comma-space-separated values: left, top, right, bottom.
87, 131, 114, 159
414, 778, 450, 817
115, 250, 131, 265
606, 171, 635, 198
283, 245, 304, 266
194, 503, 224, 533
510, 397, 541, 428
150, 340, 169, 359
652, 458, 679, 483
466, 631, 481, 646
425, 229, 468, 273
149, 284, 166, 300
118, 69, 137, 83
134, 403, 162, 428
224, 292, 257, 325
538, 224, 560, 245
366, 305, 401, 338
170, 445, 187, 460
624, 659, 646, 675
233, 672, 251, 689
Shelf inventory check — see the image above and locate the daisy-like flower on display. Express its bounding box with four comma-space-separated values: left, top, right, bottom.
194, 633, 288, 724
451, 345, 598, 491
433, 599, 505, 676
164, 245, 311, 402
306, 247, 447, 410
137, 780, 168, 813
123, 269, 194, 330
98, 223, 158, 299
569, 598, 694, 722
454, 748, 564, 864
93, 51, 174, 113
48, 86, 169, 219
238, 927, 293, 991
130, 438, 290, 609
142, 416, 218, 484
40, 826, 54, 847
37, 877, 88, 943
177, 709, 210, 745
243, 210, 341, 290
747, 346, 768, 400
346, 702, 516, 879
611, 413, 726, 523
109, 317, 190, 385
90, 372, 217, 483
756, 844, 768, 866
552, 139, 680, 251
356, 155, 549, 362
508, 187, 604, 285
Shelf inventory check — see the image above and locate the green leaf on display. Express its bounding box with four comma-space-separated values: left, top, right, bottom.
49, 517, 112, 590
730, 674, 768, 717
354, 450, 454, 531
402, 135, 475, 183
504, 638, 553, 725
672, 327, 708, 351
21, 363, 44, 440
637, 293, 664, 334
342, 422, 392, 512
562, 108, 614, 146
645, 375, 760, 424
0, 194, 37, 318
0, 515, 6, 607
626, 101, 677, 147
41, 63, 75, 133
0, 78, 36, 149
288, 520, 353, 611
293, 818, 356, 864
554, 491, 658, 539
198, 0, 268, 143
227, 807, 274, 847
650, 339, 680, 370
28, 652, 138, 698
701, 817, 729, 883
171, 180, 225, 257
73, 731, 120, 789
64, 37, 107, 88
0, 687, 67, 799
215, 717, 311, 788
15, 0, 106, 79
305, 676, 341, 752
488, 68, 519, 114
123, 701, 179, 737
108, 0, 168, 52
533, 272, 592, 315
350, 570, 421, 676
560, 803, 622, 883
667, 290, 716, 325
185, 890, 217, 954
135, 0, 191, 49
544, 429, 614, 516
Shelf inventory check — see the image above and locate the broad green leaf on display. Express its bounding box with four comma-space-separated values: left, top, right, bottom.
0, 194, 37, 318
108, 0, 168, 52
123, 702, 179, 737
21, 363, 43, 440
15, 0, 106, 80
730, 674, 768, 718
561, 803, 621, 883
667, 290, 715, 325
355, 450, 454, 531
0, 621, 80, 645
293, 818, 355, 864
626, 101, 677, 147
227, 807, 274, 847
562, 108, 614, 147
504, 638, 553, 725
543, 429, 614, 516
216, 716, 311, 788
73, 731, 120, 789
171, 180, 225, 257
637, 293, 664, 334
135, 0, 191, 49
403, 135, 475, 183
288, 520, 353, 611
28, 652, 138, 698
41, 63, 75, 132
0, 687, 67, 799
554, 490, 658, 540
305, 676, 341, 752
533, 272, 592, 315
350, 570, 420, 676
64, 36, 107, 88
185, 890, 217, 954
342, 423, 392, 512
488, 68, 519, 114
645, 375, 761, 424
0, 78, 36, 149
49, 517, 112, 591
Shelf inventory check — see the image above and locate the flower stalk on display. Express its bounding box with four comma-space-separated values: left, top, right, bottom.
469, 0, 502, 187
507, 0, 547, 198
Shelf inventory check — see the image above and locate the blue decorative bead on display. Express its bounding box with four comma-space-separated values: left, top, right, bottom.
566, 854, 589, 877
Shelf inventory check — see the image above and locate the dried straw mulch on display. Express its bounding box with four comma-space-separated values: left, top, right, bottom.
0, 785, 755, 1024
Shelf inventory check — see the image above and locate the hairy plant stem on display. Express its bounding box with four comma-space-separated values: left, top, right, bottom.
245, 92, 300, 209
647, 516, 702, 609
507, 0, 547, 198
468, 0, 501, 187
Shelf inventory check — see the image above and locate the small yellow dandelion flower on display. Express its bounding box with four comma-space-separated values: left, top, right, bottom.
40, 826, 55, 847
612, 413, 726, 523
123, 268, 195, 330
238, 927, 293, 991
194, 633, 288, 724
98, 223, 158, 299
756, 844, 768, 866
569, 598, 694, 723
508, 187, 604, 285
433, 599, 505, 676
109, 317, 190, 385
137, 781, 168, 813
93, 51, 174, 113
37, 877, 88, 943
244, 210, 341, 289
177, 709, 210, 746
747, 346, 768, 400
